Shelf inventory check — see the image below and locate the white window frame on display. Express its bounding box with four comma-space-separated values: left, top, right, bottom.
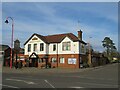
68, 58, 76, 64
51, 58, 57, 63
60, 57, 65, 64
39, 58, 45, 63
62, 42, 71, 51
28, 44, 31, 52
33, 43, 37, 52
80, 43, 86, 54
40, 43, 44, 51
53, 44, 56, 51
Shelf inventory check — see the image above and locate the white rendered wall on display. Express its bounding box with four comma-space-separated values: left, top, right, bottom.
24, 35, 47, 55
24, 35, 86, 56
58, 37, 79, 54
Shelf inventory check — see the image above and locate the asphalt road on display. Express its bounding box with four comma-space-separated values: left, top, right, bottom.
2, 63, 119, 89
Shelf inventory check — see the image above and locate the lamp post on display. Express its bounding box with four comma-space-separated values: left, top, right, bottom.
5, 17, 14, 69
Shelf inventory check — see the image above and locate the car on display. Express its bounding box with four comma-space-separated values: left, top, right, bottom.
111, 60, 119, 63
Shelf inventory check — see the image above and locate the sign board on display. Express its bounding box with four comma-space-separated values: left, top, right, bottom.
29, 40, 40, 43
17, 58, 24, 61
17, 56, 24, 61
68, 58, 76, 64
32, 37, 38, 40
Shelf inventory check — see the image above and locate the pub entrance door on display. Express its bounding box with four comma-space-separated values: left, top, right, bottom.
29, 53, 38, 67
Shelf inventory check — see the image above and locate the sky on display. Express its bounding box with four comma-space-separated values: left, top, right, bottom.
2, 2, 118, 52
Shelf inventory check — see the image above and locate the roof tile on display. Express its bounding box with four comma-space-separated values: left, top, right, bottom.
24, 33, 86, 45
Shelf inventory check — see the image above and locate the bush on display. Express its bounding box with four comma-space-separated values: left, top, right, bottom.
47, 63, 51, 68
83, 63, 89, 68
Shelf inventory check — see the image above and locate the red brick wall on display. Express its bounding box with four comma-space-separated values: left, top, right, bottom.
24, 54, 87, 69
46, 54, 80, 68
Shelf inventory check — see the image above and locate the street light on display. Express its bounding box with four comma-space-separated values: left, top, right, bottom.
5, 17, 14, 69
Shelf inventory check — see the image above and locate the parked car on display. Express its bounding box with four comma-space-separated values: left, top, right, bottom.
111, 59, 120, 63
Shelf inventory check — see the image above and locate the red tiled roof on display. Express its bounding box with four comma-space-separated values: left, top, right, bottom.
24, 33, 86, 45
45, 33, 79, 43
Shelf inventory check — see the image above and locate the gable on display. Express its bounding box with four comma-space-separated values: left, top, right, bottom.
28, 35, 43, 43
24, 34, 46, 45
61, 36, 73, 43
29, 52, 39, 59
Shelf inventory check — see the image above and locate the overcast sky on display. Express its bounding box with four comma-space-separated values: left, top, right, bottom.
2, 2, 118, 52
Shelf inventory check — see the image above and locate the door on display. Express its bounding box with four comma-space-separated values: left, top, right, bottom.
32, 58, 38, 67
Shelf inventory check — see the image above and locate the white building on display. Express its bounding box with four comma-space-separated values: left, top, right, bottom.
24, 30, 87, 68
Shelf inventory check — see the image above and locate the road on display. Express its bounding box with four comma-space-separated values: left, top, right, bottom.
2, 63, 119, 89
0, 60, 2, 90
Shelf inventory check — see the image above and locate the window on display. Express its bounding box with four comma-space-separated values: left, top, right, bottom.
40, 43, 44, 51
60, 57, 65, 64
68, 58, 76, 64
33, 44, 37, 51
80, 57, 83, 64
51, 58, 57, 63
62, 42, 71, 51
39, 58, 45, 63
81, 44, 85, 53
28, 44, 31, 52
53, 44, 56, 51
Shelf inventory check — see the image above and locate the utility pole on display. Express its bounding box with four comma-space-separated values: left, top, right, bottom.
5, 17, 14, 69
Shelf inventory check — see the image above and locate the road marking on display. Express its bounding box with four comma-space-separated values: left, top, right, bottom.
57, 75, 115, 81
44, 80, 55, 88
70, 86, 84, 88
76, 82, 118, 87
6, 78, 36, 85
0, 84, 19, 88
77, 76, 115, 81
10, 77, 44, 81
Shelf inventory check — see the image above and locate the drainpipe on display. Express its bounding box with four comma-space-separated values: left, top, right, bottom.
79, 41, 80, 68
57, 43, 58, 68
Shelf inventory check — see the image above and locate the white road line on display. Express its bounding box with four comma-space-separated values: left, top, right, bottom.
6, 78, 22, 82
6, 78, 36, 84
0, 84, 19, 88
77, 76, 115, 81
76, 82, 118, 87
70, 86, 84, 88
58, 75, 115, 81
10, 77, 43, 81
44, 80, 55, 88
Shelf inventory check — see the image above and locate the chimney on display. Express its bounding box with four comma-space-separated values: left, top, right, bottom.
78, 30, 82, 41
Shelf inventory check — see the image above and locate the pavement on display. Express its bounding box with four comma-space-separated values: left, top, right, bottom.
2, 63, 114, 74
2, 63, 118, 75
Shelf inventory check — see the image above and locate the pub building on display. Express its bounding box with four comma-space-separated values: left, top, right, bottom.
24, 30, 87, 68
